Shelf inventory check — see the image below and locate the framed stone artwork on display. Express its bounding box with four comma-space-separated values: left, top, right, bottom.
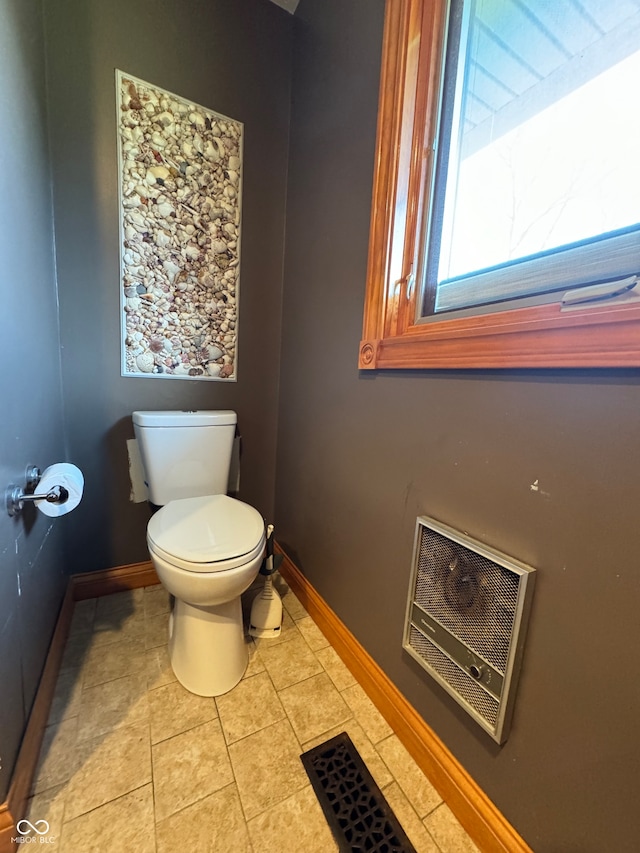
116, 70, 242, 380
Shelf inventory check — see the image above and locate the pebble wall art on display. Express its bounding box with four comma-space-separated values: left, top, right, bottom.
117, 71, 242, 380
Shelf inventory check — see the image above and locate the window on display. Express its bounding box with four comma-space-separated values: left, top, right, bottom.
360, 0, 640, 369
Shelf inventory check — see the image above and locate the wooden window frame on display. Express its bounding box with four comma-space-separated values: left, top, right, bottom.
359, 0, 640, 370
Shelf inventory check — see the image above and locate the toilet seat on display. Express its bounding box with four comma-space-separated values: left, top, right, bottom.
147, 494, 265, 573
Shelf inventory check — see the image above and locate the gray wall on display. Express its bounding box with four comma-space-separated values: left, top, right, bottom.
275, 2, 640, 851
44, 0, 292, 573
0, 0, 67, 801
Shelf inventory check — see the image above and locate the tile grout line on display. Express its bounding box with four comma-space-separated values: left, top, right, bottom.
61, 779, 153, 829
146, 693, 159, 853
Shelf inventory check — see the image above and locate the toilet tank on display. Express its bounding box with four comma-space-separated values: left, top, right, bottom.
132, 410, 237, 505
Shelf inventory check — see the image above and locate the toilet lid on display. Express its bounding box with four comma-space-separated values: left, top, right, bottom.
147, 494, 265, 564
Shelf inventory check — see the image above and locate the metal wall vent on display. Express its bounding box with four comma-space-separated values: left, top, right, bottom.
403, 516, 536, 743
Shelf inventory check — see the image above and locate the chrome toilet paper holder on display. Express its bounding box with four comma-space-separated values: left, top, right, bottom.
5, 466, 69, 517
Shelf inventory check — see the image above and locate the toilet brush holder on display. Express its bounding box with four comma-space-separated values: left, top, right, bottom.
249, 525, 283, 639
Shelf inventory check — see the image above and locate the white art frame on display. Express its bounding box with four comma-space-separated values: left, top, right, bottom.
116, 70, 243, 380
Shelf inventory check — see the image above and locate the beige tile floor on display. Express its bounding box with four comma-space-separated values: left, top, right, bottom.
26, 577, 480, 853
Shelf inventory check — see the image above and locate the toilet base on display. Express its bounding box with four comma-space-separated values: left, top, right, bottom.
168, 596, 249, 696
147, 537, 264, 697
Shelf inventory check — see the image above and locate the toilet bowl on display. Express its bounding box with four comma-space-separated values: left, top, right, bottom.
147, 493, 265, 696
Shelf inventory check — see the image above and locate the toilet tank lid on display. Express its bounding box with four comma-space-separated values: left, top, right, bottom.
132, 410, 237, 428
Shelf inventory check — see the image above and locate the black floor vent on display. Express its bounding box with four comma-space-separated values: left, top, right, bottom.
300, 732, 417, 853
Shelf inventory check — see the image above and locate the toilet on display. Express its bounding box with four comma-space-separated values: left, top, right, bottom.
132, 410, 265, 696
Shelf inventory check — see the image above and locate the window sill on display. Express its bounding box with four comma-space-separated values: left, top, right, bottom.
359, 300, 640, 369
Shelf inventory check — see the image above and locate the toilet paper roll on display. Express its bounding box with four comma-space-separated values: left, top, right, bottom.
36, 463, 84, 517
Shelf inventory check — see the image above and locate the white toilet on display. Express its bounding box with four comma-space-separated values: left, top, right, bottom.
132, 410, 266, 696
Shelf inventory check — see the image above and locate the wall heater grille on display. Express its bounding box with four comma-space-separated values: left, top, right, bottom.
403, 516, 536, 743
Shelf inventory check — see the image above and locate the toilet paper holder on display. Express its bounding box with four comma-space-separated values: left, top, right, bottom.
5, 465, 69, 517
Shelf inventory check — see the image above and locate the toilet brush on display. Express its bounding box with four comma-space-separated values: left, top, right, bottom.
249, 524, 283, 639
